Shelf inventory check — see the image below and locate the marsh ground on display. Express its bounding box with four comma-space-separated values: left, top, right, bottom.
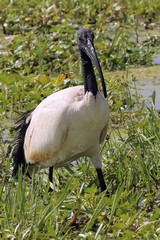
0, 1, 160, 239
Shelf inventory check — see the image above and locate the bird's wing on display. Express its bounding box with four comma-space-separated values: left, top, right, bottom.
24, 86, 84, 165
99, 122, 109, 144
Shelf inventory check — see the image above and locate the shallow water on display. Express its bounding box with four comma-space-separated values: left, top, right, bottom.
152, 54, 160, 65
129, 66, 160, 110
137, 79, 160, 109
106, 66, 160, 110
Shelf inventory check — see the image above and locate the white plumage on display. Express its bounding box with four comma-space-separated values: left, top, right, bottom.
13, 28, 109, 192
24, 86, 109, 169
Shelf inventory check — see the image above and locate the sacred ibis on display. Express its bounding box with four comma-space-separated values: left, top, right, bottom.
12, 28, 109, 192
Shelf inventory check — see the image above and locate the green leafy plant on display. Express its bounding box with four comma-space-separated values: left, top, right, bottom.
0, 0, 160, 239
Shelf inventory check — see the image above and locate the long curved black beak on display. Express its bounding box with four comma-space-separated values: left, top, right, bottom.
79, 38, 107, 98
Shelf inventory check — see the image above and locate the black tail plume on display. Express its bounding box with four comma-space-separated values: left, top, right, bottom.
12, 109, 34, 177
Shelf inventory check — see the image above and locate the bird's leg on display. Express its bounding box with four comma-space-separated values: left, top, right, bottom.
48, 166, 53, 192
91, 153, 107, 193
96, 168, 107, 192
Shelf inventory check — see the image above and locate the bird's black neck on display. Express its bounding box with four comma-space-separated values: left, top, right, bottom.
80, 51, 98, 97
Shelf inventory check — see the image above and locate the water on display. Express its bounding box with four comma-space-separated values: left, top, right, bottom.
152, 54, 160, 65
136, 79, 160, 109
131, 65, 160, 110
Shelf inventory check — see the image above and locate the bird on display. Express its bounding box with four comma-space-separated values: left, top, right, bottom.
12, 28, 109, 192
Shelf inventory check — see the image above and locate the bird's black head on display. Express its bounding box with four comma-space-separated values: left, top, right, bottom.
77, 28, 107, 98
77, 28, 94, 47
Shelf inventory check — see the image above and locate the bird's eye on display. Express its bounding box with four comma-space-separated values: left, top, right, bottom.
79, 36, 86, 44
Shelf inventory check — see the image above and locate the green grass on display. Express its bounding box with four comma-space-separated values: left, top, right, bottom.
0, 0, 160, 239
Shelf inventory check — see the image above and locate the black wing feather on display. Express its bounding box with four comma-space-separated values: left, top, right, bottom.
12, 109, 34, 177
